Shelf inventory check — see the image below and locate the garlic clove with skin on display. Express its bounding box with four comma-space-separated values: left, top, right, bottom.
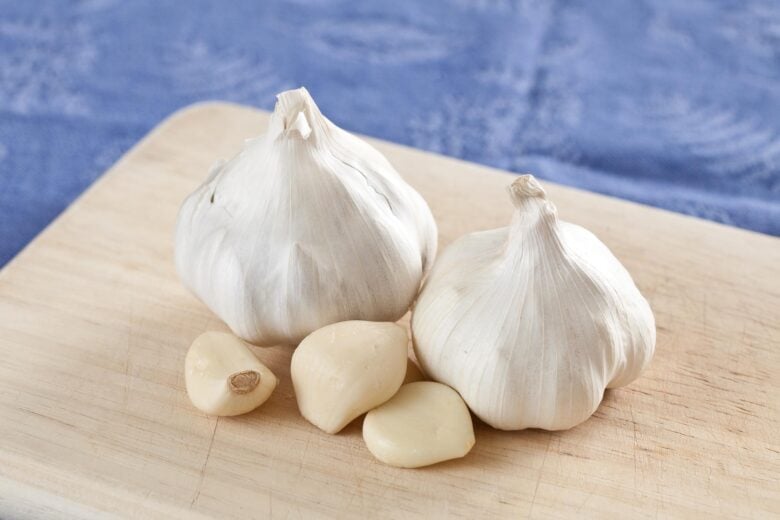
174, 88, 437, 346
185, 332, 278, 416
412, 175, 656, 431
291, 320, 408, 434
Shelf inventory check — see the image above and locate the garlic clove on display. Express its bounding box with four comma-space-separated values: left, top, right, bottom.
362, 382, 475, 468
403, 358, 426, 384
291, 320, 408, 434
174, 87, 437, 346
185, 332, 278, 416
412, 175, 655, 431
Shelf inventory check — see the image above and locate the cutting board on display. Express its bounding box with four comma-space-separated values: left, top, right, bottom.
1, 103, 778, 519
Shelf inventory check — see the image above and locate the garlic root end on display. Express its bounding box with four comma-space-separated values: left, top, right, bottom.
228, 370, 261, 395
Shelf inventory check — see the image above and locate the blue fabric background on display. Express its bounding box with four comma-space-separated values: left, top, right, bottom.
1, 0, 779, 266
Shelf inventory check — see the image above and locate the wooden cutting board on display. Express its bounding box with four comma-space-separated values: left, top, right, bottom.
1, 103, 778, 519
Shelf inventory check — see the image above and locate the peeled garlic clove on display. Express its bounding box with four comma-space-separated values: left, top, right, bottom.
403, 358, 426, 384
291, 321, 408, 434
363, 382, 475, 468
185, 332, 278, 416
174, 87, 437, 346
412, 175, 656, 431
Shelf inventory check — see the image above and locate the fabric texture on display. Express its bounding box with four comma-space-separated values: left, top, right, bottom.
1, 0, 779, 266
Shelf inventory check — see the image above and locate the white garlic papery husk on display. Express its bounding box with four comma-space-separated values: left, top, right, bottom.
175, 88, 437, 346
412, 175, 655, 431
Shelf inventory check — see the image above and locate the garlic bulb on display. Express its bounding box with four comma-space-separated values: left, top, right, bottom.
412, 175, 655, 431
175, 88, 437, 345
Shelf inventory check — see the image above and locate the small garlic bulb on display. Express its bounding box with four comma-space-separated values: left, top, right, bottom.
412, 175, 655, 431
175, 88, 437, 345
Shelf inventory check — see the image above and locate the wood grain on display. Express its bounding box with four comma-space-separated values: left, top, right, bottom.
0, 102, 778, 519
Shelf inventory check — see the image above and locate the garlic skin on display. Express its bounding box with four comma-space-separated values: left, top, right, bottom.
175, 88, 437, 346
412, 175, 655, 431
185, 332, 278, 416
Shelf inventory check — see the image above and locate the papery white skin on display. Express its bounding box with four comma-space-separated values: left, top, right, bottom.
175, 88, 437, 345
412, 175, 655, 431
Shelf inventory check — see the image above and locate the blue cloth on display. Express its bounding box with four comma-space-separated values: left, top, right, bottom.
1, 1, 778, 266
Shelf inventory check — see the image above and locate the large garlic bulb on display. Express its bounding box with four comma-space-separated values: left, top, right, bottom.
175, 88, 437, 346
412, 175, 655, 431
